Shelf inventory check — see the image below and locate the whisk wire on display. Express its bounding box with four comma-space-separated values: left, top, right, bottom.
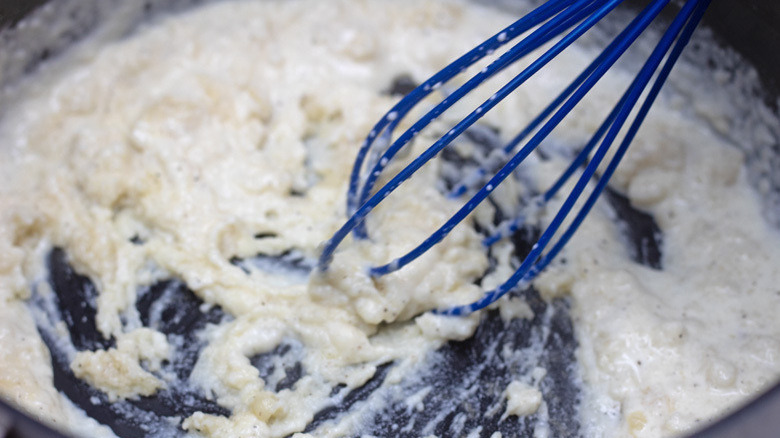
319, 0, 711, 316
536, 0, 711, 271
440, 0, 712, 316
348, 2, 576, 239
479, 99, 622, 247
345, 0, 579, 220
319, 0, 624, 270
353, 0, 622, 229
449, 4, 643, 200
363, 0, 665, 278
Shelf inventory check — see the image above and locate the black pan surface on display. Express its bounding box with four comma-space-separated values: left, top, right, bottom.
1, 1, 779, 437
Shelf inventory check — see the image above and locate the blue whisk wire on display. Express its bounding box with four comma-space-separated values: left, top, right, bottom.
319, 0, 623, 269
348, 0, 619, 238
480, 68, 629, 246
318, 0, 711, 316
345, 0, 578, 222
441, 0, 711, 316
365, 0, 666, 278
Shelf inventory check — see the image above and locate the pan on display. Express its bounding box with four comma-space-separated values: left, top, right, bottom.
0, 1, 778, 437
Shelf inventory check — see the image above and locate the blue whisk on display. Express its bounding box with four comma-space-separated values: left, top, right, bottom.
317, 0, 711, 316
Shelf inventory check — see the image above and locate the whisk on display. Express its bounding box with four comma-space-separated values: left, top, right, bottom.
317, 0, 711, 315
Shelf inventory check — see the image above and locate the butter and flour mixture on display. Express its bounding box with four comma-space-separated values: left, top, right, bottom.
0, 0, 779, 437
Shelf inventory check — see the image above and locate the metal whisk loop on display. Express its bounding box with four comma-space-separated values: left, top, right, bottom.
317, 0, 711, 316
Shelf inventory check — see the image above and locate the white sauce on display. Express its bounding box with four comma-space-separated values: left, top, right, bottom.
503, 380, 543, 418
0, 0, 778, 437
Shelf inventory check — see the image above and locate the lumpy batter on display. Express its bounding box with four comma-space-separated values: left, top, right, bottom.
0, 0, 779, 437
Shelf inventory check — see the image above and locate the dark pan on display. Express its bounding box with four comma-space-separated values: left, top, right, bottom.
0, 1, 778, 437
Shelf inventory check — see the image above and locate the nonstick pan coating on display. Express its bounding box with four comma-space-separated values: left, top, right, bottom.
0, 1, 779, 437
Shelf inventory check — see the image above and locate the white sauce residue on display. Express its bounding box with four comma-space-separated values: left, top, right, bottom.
0, 1, 778, 438
503, 380, 543, 418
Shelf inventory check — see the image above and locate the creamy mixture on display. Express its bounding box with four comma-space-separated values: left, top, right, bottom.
0, 0, 779, 437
